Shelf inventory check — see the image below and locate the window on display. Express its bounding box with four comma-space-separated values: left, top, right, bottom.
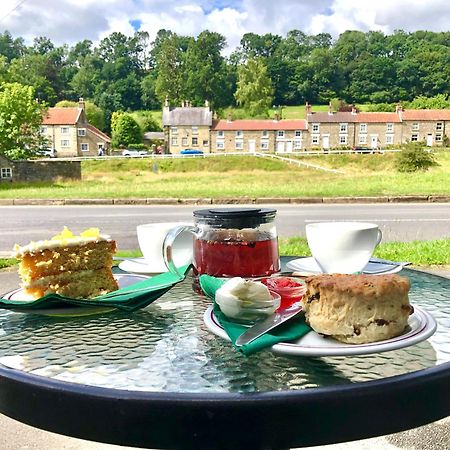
411, 133, 418, 142
359, 134, 367, 144
295, 130, 302, 137
412, 122, 419, 131
217, 130, 224, 138
260, 140, 269, 150
435, 133, 443, 142
216, 141, 225, 150
182, 137, 188, 146
192, 126, 198, 135
294, 139, 302, 149
235, 140, 243, 150
386, 123, 394, 133
277, 130, 285, 138
192, 137, 198, 146
436, 122, 443, 131
1, 167, 12, 178
40, 126, 47, 134
171, 137, 178, 146
359, 123, 367, 133
312, 135, 319, 145
386, 135, 394, 145
172, 127, 178, 134
339, 123, 348, 133
60, 127, 69, 134
339, 135, 347, 145
235, 130, 243, 138
312, 123, 320, 133
261, 130, 269, 138
203, 140, 209, 146
61, 139, 70, 147
81, 143, 89, 152
78, 128, 86, 137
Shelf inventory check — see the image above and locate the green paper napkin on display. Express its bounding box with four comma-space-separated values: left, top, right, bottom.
199, 274, 312, 356
0, 265, 191, 313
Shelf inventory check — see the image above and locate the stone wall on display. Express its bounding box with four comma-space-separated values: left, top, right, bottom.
12, 160, 81, 182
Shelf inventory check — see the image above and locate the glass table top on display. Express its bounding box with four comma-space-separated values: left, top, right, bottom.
0, 265, 449, 394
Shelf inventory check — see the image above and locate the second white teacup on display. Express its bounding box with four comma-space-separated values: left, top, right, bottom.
306, 222, 382, 274
136, 222, 193, 272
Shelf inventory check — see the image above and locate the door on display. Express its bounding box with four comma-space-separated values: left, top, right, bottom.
370, 135, 378, 149
248, 140, 256, 153
322, 135, 329, 149
276, 142, 285, 153
426, 134, 433, 147
286, 141, 293, 153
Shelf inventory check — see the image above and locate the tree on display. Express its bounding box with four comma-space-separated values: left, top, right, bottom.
111, 112, 142, 148
234, 58, 274, 117
0, 82, 46, 159
54, 100, 105, 130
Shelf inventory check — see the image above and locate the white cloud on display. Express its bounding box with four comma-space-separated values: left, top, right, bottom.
0, 0, 449, 51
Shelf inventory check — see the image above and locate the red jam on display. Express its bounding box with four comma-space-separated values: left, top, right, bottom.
260, 277, 306, 310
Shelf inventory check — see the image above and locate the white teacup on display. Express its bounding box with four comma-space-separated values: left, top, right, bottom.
136, 222, 193, 272
306, 222, 382, 274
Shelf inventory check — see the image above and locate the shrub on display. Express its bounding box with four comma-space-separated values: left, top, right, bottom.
396, 142, 438, 172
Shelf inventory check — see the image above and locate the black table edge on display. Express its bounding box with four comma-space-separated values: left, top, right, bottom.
1, 361, 449, 449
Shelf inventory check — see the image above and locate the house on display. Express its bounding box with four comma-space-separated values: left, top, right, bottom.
162, 100, 213, 154
0, 155, 13, 182
41, 98, 111, 157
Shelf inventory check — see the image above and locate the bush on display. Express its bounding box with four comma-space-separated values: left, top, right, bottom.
127, 143, 148, 150
396, 142, 438, 172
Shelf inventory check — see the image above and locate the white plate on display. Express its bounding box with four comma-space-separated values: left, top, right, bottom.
118, 257, 165, 274
286, 257, 403, 275
203, 305, 437, 357
2, 274, 149, 317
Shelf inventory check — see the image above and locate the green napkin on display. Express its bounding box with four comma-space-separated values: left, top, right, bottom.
0, 265, 191, 313
199, 274, 311, 356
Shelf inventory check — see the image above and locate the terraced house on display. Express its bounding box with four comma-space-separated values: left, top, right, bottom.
40, 98, 111, 157
162, 102, 450, 154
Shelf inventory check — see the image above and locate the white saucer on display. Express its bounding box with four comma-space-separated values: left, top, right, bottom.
203, 305, 437, 357
118, 257, 165, 274
286, 257, 403, 275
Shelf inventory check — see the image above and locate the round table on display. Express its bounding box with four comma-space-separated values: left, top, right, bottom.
0, 259, 449, 449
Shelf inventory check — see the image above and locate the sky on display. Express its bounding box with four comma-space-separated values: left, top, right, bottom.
1, 0, 450, 53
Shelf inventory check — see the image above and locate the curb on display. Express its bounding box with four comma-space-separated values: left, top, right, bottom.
0, 196, 449, 206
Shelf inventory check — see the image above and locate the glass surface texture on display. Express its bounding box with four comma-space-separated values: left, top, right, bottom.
0, 264, 449, 394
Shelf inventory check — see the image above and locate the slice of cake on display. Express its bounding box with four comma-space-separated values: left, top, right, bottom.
14, 227, 119, 299
302, 273, 412, 344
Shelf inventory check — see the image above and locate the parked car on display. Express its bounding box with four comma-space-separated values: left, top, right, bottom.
122, 149, 149, 157
36, 149, 57, 158
180, 149, 204, 155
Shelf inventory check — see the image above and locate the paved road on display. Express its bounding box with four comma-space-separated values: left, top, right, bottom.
1, 203, 449, 252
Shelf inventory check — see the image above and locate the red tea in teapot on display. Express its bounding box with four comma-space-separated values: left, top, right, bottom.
194, 235, 280, 277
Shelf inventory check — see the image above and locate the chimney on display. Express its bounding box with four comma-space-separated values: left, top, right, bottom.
204, 99, 209, 108
351, 104, 357, 115
274, 112, 280, 121
305, 102, 312, 115
164, 96, 169, 107
328, 101, 333, 115
78, 97, 85, 110
227, 112, 232, 123
396, 103, 403, 114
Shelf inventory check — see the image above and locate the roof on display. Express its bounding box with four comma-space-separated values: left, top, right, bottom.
212, 119, 308, 131
307, 112, 357, 123
86, 123, 111, 142
163, 107, 212, 126
355, 112, 401, 123
401, 109, 450, 121
42, 107, 82, 125
143, 131, 165, 140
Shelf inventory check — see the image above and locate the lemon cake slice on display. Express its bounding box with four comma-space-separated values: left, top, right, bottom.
14, 227, 119, 299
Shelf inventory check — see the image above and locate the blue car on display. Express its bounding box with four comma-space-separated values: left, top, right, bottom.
180, 149, 204, 155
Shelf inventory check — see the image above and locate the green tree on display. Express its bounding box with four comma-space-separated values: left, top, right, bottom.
111, 112, 142, 148
54, 99, 105, 130
0, 82, 46, 159
396, 142, 438, 173
406, 94, 450, 109
234, 58, 274, 117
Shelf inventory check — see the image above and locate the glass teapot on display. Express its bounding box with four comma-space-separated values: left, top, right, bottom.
163, 208, 280, 278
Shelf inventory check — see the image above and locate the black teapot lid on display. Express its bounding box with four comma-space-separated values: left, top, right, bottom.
193, 208, 276, 228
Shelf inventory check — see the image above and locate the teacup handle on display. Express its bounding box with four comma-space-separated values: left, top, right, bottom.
376, 229, 383, 246
163, 225, 197, 278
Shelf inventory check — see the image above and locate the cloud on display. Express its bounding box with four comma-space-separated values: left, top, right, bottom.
0, 0, 449, 52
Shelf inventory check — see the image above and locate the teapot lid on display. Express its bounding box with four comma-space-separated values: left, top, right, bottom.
193, 208, 276, 228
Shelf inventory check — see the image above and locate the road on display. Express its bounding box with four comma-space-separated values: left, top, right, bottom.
1, 203, 449, 252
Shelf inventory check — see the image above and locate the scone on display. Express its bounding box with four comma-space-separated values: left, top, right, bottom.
302, 274, 412, 344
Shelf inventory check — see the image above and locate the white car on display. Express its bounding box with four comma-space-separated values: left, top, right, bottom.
122, 149, 148, 157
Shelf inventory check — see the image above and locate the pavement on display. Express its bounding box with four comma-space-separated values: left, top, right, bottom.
0, 267, 448, 450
